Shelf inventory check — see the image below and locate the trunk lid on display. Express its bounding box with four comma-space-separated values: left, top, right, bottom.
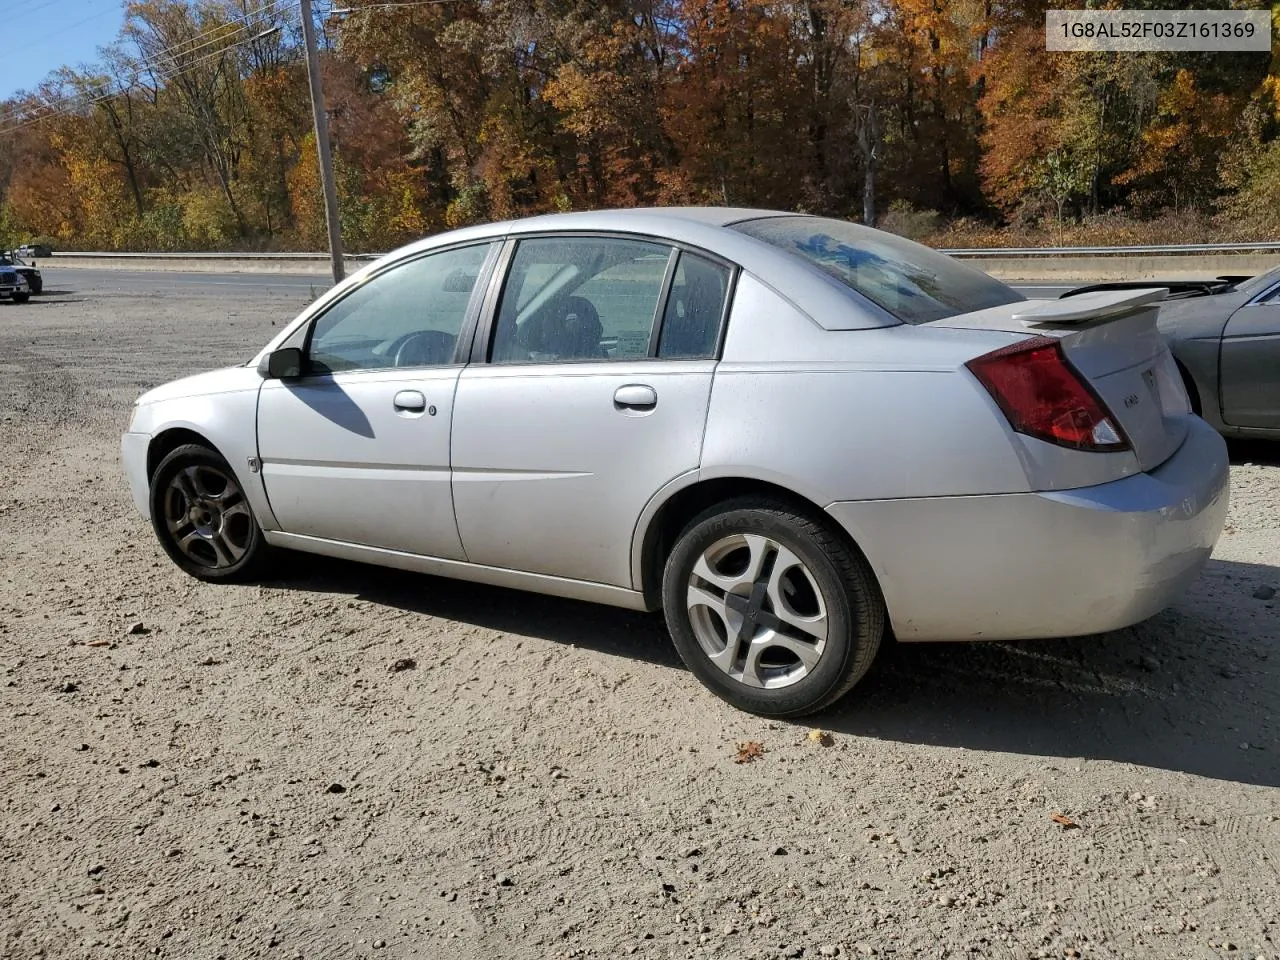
930, 288, 1190, 473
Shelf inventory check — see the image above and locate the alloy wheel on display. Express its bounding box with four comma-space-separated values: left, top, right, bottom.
161, 464, 254, 570
686, 533, 829, 689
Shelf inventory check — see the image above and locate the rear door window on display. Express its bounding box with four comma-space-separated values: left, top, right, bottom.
658, 252, 731, 359
490, 237, 674, 363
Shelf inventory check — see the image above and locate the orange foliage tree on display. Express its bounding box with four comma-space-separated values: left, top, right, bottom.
1, 0, 1277, 248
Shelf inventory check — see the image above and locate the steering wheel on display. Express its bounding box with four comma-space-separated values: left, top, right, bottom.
392, 329, 457, 367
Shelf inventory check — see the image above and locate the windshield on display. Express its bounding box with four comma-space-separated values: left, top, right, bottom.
732, 215, 1023, 325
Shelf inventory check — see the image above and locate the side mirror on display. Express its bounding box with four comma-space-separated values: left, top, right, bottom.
259, 346, 304, 379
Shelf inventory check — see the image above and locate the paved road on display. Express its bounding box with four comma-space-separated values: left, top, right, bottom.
34, 266, 1081, 301
35, 266, 328, 299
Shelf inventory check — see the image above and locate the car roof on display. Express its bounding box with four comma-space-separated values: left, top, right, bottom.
508, 206, 784, 228
394, 207, 800, 248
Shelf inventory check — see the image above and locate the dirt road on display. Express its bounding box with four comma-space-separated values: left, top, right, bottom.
1, 286, 1277, 960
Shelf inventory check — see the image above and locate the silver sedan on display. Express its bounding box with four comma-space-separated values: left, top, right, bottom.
120, 208, 1230, 716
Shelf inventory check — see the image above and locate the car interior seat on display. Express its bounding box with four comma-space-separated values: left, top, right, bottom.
517, 295, 606, 361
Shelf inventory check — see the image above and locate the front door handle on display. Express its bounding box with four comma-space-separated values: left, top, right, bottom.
393, 389, 426, 412
614, 384, 657, 411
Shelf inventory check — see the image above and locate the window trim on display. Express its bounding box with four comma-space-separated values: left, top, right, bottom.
1246, 279, 1280, 306
295, 239, 501, 380
468, 230, 740, 367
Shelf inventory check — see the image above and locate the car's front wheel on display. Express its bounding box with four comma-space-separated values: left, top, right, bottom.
149, 443, 267, 581
12, 292, 29, 304
662, 497, 885, 717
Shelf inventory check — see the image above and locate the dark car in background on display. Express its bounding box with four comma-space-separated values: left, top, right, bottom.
0, 264, 30, 304
0, 252, 42, 295
1063, 266, 1280, 440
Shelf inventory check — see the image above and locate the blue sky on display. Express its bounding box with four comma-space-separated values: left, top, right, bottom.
1, 0, 127, 100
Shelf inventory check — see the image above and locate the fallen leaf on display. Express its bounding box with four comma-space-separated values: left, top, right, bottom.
1050, 812, 1080, 829
807, 729, 834, 747
85, 640, 110, 648
734, 741, 765, 764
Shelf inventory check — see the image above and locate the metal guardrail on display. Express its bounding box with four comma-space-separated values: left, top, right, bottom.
940, 242, 1280, 257
50, 250, 382, 260
42, 241, 1280, 259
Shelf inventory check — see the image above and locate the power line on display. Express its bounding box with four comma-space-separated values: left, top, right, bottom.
329, 0, 474, 12
130, 0, 291, 73
21, 4, 123, 57
22, 0, 82, 18
1, 0, 288, 123
0, 22, 289, 138
1, 0, 291, 122
1, 0, 343, 135
151, 24, 284, 87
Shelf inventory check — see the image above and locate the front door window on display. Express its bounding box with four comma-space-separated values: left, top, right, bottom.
308, 243, 493, 373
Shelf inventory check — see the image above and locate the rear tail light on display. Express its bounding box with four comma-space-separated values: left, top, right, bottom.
965, 336, 1130, 452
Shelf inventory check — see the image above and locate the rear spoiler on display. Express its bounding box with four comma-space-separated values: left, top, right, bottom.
1060, 277, 1244, 301
1013, 287, 1168, 327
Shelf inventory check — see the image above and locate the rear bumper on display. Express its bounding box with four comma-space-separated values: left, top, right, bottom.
827, 417, 1230, 641
121, 431, 152, 520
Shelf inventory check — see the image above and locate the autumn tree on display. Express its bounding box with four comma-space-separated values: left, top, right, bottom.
1, 0, 1278, 248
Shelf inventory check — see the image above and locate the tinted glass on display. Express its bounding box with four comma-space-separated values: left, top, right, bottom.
658, 252, 730, 359
492, 237, 673, 363
732, 216, 1023, 325
308, 243, 492, 373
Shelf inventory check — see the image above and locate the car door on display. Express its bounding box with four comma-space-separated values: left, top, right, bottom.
256, 241, 496, 557
451, 236, 734, 588
1220, 282, 1280, 429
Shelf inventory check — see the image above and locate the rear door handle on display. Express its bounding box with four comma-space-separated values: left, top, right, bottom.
613, 384, 657, 411
393, 389, 426, 412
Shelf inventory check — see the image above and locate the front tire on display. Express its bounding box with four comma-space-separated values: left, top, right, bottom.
12, 292, 29, 304
149, 443, 267, 582
662, 497, 885, 717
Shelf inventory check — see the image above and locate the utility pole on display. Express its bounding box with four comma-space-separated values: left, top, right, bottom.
299, 0, 344, 284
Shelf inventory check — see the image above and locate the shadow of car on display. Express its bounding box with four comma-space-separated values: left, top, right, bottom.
259, 551, 1280, 787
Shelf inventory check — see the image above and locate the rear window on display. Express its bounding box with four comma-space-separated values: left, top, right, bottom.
732, 215, 1023, 325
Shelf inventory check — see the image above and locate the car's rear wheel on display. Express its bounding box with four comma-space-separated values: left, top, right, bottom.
149, 443, 267, 581
662, 497, 885, 717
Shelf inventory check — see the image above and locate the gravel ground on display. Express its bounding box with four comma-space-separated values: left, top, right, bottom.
1, 284, 1278, 960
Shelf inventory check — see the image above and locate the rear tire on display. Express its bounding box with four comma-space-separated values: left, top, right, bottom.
149, 443, 268, 582
661, 496, 885, 717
